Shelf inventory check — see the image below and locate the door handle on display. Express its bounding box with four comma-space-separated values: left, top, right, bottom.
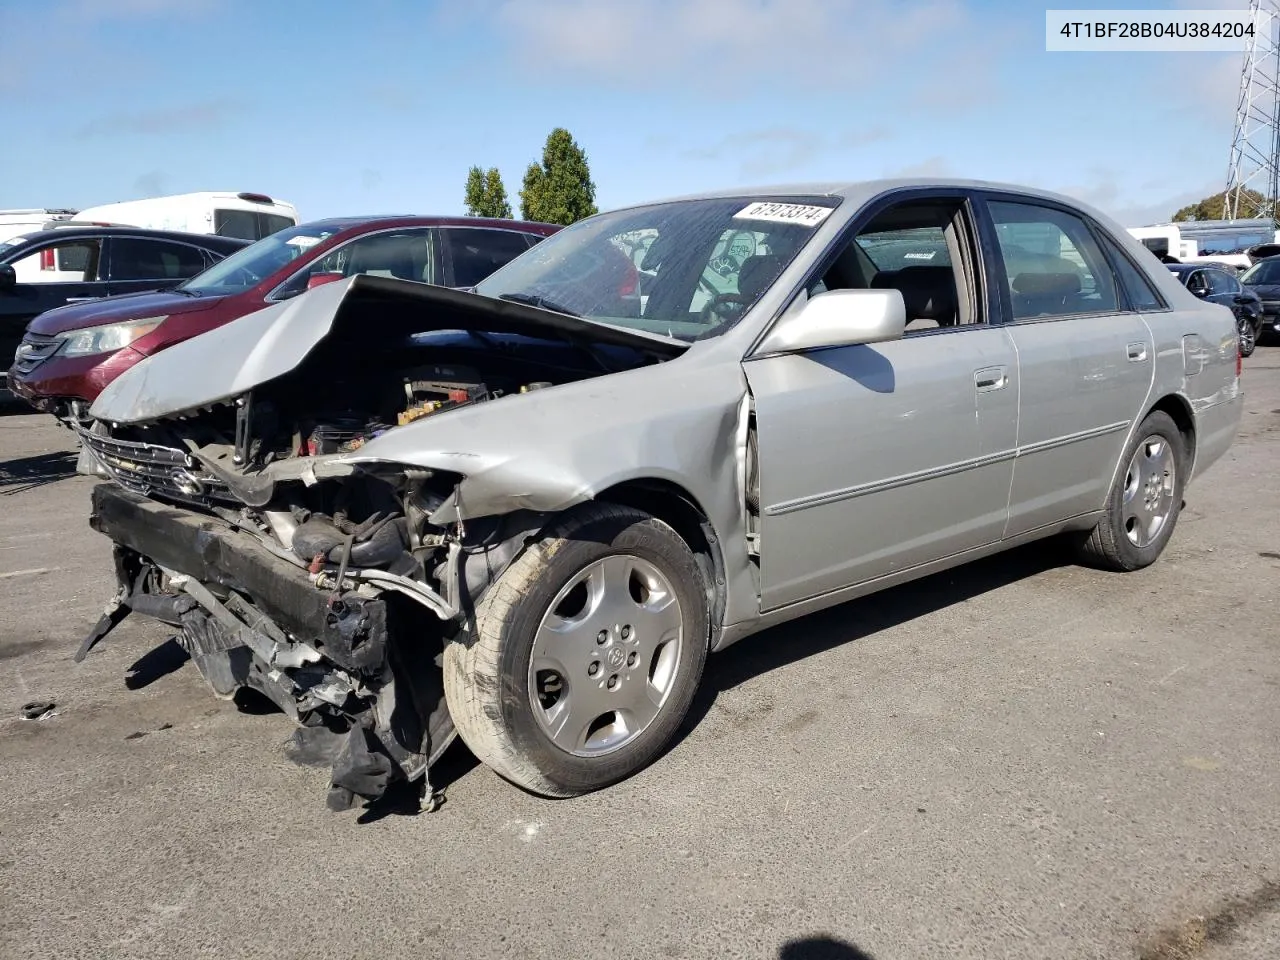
1126, 341, 1148, 362
974, 365, 1008, 392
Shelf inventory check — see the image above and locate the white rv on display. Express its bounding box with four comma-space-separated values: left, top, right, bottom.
0, 208, 78, 244
1127, 219, 1280, 270
71, 191, 299, 241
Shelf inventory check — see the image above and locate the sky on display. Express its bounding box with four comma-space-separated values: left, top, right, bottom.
0, 0, 1260, 227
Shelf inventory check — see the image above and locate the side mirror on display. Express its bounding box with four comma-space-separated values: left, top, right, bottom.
0, 264, 15, 291
306, 271, 345, 290
755, 288, 906, 356
1189, 283, 1209, 299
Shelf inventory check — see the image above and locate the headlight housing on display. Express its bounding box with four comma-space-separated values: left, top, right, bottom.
57, 316, 167, 358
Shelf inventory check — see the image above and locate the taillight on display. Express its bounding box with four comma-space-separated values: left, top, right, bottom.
40, 248, 55, 270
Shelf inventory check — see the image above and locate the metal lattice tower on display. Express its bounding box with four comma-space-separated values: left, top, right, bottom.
1225, 0, 1280, 221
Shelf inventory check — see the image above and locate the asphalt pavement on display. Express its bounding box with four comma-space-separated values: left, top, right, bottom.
1, 349, 1278, 960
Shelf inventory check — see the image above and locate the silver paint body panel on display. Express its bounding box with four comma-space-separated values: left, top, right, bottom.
89, 178, 1244, 652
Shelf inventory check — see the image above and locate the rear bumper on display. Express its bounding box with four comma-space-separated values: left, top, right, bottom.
1191, 394, 1243, 483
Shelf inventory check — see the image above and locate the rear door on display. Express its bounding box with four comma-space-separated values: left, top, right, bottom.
441, 227, 538, 287
978, 194, 1155, 537
105, 237, 211, 296
0, 237, 105, 360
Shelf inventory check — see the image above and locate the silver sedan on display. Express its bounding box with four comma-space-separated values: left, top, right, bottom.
80, 179, 1243, 807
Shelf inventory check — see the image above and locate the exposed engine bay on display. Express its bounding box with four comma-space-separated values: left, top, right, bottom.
75, 277, 680, 811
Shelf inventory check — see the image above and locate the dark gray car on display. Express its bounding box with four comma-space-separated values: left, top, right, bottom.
0, 226, 247, 400
1241, 255, 1280, 344
73, 180, 1242, 810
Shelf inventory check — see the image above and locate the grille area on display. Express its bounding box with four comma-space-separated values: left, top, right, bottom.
79, 428, 235, 508
12, 334, 62, 376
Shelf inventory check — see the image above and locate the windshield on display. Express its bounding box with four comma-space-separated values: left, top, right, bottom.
180, 224, 341, 295
1242, 258, 1280, 284
472, 196, 839, 341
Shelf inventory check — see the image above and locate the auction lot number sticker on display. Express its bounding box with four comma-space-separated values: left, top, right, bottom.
1047, 9, 1264, 51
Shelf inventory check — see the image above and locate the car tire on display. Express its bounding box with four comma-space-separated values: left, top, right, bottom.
1076, 410, 1186, 572
443, 503, 709, 797
1239, 316, 1258, 358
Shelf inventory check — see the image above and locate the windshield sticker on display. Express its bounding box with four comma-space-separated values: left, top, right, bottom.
733, 202, 832, 228
903, 251, 937, 260
288, 235, 324, 249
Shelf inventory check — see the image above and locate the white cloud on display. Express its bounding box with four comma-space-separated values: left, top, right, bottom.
487, 0, 987, 94
886, 156, 954, 178
74, 99, 243, 139
684, 126, 891, 177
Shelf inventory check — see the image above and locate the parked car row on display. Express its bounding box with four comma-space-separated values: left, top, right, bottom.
49, 178, 1242, 813
4, 215, 558, 415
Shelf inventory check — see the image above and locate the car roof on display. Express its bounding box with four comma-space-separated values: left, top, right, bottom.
1166, 263, 1230, 274
1, 225, 250, 249
610, 178, 1152, 237
299, 215, 561, 236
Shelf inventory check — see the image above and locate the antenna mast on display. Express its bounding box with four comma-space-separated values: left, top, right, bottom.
1226, 0, 1280, 220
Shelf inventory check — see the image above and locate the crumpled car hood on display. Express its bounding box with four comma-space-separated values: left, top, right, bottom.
88, 274, 685, 424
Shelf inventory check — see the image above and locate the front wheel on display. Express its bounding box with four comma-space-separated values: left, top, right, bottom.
1076, 410, 1186, 571
444, 503, 709, 797
1239, 315, 1259, 358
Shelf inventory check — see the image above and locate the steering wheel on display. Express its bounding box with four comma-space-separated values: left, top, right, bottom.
700, 292, 752, 324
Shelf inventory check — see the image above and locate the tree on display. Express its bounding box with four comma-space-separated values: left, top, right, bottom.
464, 165, 512, 219
519, 128, 598, 225
1173, 188, 1268, 222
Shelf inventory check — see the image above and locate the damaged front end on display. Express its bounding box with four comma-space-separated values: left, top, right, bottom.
75, 275, 682, 810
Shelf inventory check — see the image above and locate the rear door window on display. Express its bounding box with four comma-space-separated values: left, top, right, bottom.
443, 228, 536, 287
986, 200, 1119, 319
214, 209, 259, 240
1205, 269, 1236, 297
108, 238, 208, 281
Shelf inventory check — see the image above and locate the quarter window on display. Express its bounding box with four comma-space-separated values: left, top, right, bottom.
987, 200, 1119, 320
1097, 232, 1165, 311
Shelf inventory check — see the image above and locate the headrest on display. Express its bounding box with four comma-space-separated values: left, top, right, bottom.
1011, 271, 1080, 297
871, 265, 957, 321
640, 234, 678, 272
737, 255, 784, 300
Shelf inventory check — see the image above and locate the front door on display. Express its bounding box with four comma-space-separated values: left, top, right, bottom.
745, 194, 1019, 612
0, 237, 106, 360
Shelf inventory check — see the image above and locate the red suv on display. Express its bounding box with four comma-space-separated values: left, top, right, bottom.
9, 215, 559, 421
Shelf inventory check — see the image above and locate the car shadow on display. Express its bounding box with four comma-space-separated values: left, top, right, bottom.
677, 539, 1073, 744
124, 637, 190, 690
0, 450, 78, 496
779, 936, 878, 960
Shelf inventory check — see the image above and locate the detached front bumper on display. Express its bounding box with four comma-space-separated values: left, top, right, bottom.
86, 482, 452, 811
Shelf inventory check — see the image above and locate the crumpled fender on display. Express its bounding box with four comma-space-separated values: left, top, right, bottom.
339, 350, 743, 524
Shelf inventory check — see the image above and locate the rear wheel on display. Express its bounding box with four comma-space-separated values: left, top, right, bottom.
1077, 410, 1186, 571
443, 503, 709, 797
